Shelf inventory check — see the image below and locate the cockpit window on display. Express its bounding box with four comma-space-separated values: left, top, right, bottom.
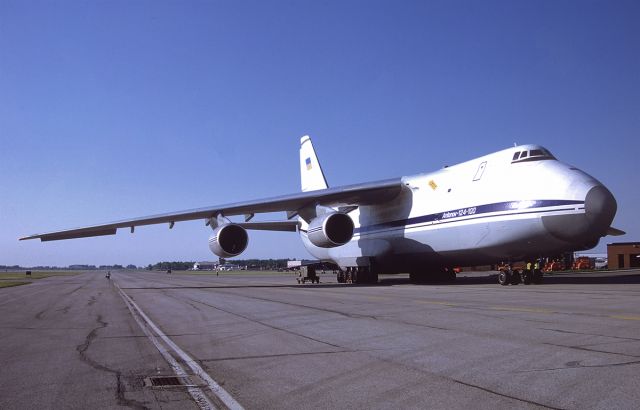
511, 148, 555, 163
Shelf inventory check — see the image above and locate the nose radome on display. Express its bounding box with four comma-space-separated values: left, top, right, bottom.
541, 185, 617, 245
584, 185, 617, 236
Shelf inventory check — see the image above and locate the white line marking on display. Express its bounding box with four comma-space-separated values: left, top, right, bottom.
117, 285, 215, 409
116, 283, 243, 410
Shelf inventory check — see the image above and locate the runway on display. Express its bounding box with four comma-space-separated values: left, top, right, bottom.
1, 269, 639, 409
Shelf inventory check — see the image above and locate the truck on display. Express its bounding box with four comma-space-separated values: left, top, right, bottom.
572, 256, 593, 270
296, 265, 320, 284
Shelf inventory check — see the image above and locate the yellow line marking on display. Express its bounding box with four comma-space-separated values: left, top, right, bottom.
610, 315, 640, 321
490, 306, 553, 313
415, 300, 457, 306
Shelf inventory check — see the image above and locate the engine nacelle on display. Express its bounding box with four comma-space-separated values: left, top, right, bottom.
307, 212, 354, 248
208, 224, 248, 258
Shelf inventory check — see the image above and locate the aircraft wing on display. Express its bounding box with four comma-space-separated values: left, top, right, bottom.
20, 178, 403, 242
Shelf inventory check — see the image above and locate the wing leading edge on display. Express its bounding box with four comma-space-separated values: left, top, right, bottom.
20, 178, 403, 242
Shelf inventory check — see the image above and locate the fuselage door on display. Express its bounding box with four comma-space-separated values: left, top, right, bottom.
473, 161, 487, 181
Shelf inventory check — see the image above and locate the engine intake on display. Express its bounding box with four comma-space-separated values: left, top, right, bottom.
307, 212, 354, 248
208, 224, 248, 257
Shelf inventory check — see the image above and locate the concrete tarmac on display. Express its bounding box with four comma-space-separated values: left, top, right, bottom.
1, 269, 640, 409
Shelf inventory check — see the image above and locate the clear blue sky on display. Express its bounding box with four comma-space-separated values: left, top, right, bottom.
1, 0, 638, 267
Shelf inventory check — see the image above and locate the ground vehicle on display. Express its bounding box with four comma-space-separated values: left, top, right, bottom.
296, 265, 320, 284
572, 256, 593, 270
594, 257, 608, 269
543, 260, 565, 272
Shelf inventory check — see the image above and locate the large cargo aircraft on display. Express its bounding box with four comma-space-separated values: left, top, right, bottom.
21, 136, 623, 284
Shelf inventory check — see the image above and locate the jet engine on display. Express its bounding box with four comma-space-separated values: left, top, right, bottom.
208, 224, 248, 257
307, 212, 354, 248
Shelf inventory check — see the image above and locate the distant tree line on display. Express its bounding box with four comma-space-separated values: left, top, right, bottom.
2, 259, 315, 272
231, 258, 293, 270
147, 261, 195, 271
1, 264, 137, 270
146, 258, 312, 271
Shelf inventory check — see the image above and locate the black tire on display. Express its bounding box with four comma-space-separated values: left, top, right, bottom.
498, 271, 509, 286
510, 270, 521, 285
533, 270, 544, 284
410, 272, 426, 283
370, 272, 379, 284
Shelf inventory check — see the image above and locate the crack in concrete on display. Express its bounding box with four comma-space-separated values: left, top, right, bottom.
190, 297, 343, 349
196, 287, 379, 320
56, 305, 71, 314
76, 315, 149, 410
364, 350, 566, 410
200, 350, 351, 363
539, 327, 640, 342
541, 342, 640, 359
516, 359, 640, 373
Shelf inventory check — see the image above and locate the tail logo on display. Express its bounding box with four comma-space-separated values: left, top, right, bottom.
305, 157, 312, 170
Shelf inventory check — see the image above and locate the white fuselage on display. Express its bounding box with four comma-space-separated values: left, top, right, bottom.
299, 145, 615, 272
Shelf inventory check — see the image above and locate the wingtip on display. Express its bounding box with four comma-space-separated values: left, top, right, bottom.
300, 135, 311, 145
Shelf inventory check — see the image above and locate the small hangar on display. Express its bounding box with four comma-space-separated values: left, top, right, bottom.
607, 242, 640, 269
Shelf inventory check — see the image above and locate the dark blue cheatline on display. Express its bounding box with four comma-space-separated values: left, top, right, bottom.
354, 199, 584, 235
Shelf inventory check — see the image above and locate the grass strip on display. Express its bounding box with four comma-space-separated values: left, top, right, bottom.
0, 271, 81, 280
0, 281, 30, 288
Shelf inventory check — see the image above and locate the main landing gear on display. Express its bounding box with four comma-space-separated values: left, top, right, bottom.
498, 268, 543, 286
337, 266, 378, 284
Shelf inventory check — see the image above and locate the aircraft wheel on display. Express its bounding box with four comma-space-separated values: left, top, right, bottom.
498, 271, 509, 286
370, 272, 379, 284
410, 272, 427, 283
533, 270, 544, 284
510, 270, 521, 285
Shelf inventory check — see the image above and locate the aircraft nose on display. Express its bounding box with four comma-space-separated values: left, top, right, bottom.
542, 185, 617, 246
584, 185, 617, 236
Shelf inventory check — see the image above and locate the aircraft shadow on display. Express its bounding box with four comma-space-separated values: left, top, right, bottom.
127, 270, 640, 290
376, 271, 640, 286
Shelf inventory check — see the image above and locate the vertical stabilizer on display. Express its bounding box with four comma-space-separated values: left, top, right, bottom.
300, 135, 329, 192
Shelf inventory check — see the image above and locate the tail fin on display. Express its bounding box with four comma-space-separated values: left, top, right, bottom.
300, 135, 328, 192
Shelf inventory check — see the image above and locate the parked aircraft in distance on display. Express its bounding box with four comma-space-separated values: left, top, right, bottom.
22, 136, 624, 285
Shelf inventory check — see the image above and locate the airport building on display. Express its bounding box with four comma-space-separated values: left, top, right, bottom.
607, 242, 640, 269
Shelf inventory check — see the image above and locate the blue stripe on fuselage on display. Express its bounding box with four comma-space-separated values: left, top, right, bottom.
354, 199, 584, 235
